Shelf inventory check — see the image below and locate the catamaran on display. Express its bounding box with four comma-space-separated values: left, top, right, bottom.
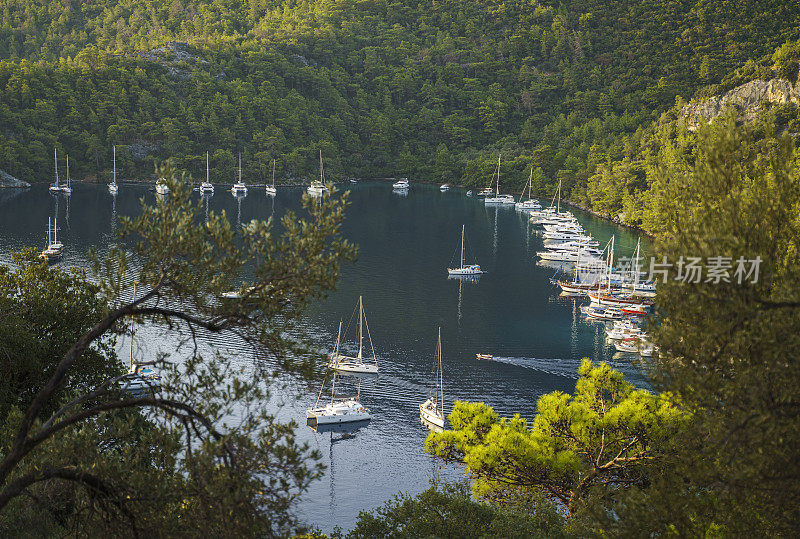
265, 159, 277, 196
447, 224, 484, 276
307, 370, 371, 425
232, 153, 247, 195
419, 327, 446, 429
39, 217, 64, 263
328, 297, 379, 374
515, 168, 541, 211
484, 155, 515, 205
308, 151, 330, 196
199, 152, 214, 193
108, 145, 119, 194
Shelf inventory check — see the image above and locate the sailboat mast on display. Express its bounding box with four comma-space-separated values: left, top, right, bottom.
607, 235, 615, 293
357, 295, 363, 359
129, 283, 137, 371
437, 327, 443, 414
460, 225, 465, 268
113, 145, 117, 185
206, 151, 210, 184
65, 155, 69, 189
557, 178, 561, 213
527, 167, 533, 199
633, 239, 641, 289
334, 320, 342, 358
495, 154, 501, 196
319, 150, 324, 183
271, 159, 276, 187
54, 148, 59, 187
238, 153, 242, 183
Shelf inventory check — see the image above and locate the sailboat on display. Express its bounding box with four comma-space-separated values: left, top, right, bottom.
328, 297, 379, 374
123, 285, 161, 392
307, 369, 371, 425
484, 155, 515, 205
308, 150, 330, 196
231, 153, 247, 195
419, 327, 446, 429
199, 151, 214, 193
515, 167, 540, 211
108, 145, 119, 194
49, 148, 62, 193
61, 155, 72, 195
447, 224, 485, 276
39, 217, 64, 263
265, 159, 277, 196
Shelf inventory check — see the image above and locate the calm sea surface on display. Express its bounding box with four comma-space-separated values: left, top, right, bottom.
0, 182, 648, 532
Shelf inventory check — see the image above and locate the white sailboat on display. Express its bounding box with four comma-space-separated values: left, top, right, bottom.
232, 153, 247, 195
199, 151, 214, 193
61, 155, 72, 195
308, 150, 330, 196
307, 369, 371, 425
108, 145, 119, 194
447, 224, 484, 276
49, 148, 61, 193
419, 327, 446, 429
123, 285, 160, 391
484, 155, 515, 205
265, 159, 277, 196
515, 167, 540, 211
328, 297, 379, 374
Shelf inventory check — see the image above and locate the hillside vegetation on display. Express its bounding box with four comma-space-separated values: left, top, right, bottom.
1, 0, 799, 230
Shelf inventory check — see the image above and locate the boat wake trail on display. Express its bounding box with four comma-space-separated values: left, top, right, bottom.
484, 356, 583, 379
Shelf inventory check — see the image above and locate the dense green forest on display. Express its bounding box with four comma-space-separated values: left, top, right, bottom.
1, 0, 799, 231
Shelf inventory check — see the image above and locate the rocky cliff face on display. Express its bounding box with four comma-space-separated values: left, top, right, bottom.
681, 78, 800, 131
0, 169, 30, 188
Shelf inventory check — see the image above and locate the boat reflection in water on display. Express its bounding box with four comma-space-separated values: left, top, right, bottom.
308, 418, 370, 435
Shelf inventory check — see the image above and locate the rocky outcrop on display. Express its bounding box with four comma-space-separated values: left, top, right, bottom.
0, 169, 30, 188
137, 42, 207, 79
680, 78, 800, 131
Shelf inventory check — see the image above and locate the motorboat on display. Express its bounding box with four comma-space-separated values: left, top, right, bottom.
476, 353, 493, 360
439, 183, 450, 191
476, 187, 493, 197
392, 178, 409, 189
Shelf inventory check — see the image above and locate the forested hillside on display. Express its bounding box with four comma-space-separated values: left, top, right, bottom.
1, 0, 799, 226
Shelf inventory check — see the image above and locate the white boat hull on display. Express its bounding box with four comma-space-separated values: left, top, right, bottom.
265, 186, 277, 195
447, 266, 484, 276
419, 401, 445, 428
329, 355, 379, 374
307, 399, 372, 424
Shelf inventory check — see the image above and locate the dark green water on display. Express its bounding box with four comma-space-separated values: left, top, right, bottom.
0, 182, 647, 532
